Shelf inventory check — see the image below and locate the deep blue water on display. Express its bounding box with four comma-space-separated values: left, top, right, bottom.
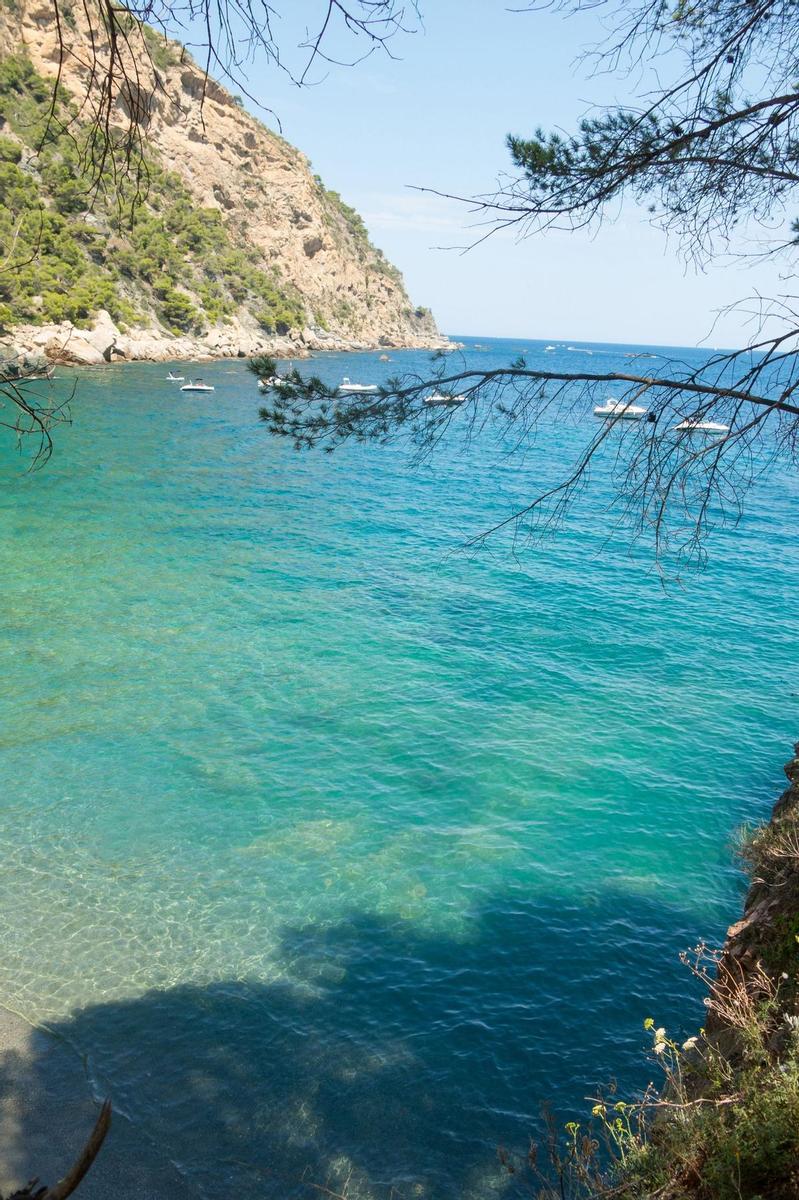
0, 335, 796, 1198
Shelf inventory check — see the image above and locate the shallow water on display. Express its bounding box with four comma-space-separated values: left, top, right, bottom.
0, 336, 796, 1198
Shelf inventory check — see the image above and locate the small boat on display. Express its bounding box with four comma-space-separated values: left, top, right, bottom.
339, 377, 378, 394
180, 379, 215, 393
674, 418, 729, 435
166, 371, 185, 382
593, 398, 647, 420
424, 392, 465, 407
258, 376, 289, 391
544, 345, 556, 352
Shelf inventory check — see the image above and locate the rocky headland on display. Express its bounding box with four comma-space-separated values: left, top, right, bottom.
0, 1, 452, 368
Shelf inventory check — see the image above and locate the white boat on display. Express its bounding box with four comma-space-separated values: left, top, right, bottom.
593, 398, 647, 420
674, 418, 729, 435
339, 377, 378, 394
166, 371, 185, 382
424, 392, 465, 407
180, 379, 215, 393
258, 376, 290, 391
544, 345, 556, 351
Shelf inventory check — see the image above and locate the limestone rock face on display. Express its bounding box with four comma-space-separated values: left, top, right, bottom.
46, 334, 106, 366
0, 1, 452, 360
1, 309, 379, 365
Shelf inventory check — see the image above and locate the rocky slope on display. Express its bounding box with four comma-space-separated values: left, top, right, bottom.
0, 0, 449, 364
713, 746, 799, 1025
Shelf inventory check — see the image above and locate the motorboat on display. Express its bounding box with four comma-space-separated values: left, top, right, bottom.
339, 377, 378, 394
593, 397, 647, 420
424, 392, 465, 407
544, 345, 556, 351
180, 379, 215, 393
166, 371, 185, 382
258, 376, 290, 391
674, 418, 729, 435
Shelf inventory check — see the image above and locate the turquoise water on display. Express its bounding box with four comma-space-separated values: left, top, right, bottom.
0, 336, 797, 1198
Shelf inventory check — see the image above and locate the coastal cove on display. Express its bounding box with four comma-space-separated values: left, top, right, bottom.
1, 336, 798, 1199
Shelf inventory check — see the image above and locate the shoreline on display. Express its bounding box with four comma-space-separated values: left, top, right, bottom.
0, 309, 457, 374
0, 1003, 195, 1199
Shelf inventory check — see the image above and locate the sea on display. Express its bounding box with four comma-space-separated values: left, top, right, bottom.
0, 335, 797, 1198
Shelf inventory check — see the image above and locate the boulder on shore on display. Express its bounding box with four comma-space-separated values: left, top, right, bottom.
0, 349, 50, 380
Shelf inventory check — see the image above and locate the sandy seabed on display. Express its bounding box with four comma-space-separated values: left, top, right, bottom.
0, 1006, 194, 1200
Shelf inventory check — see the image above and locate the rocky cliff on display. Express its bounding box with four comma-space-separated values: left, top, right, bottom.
0, 0, 449, 364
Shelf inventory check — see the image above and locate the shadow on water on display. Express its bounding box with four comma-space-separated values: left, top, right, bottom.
0, 886, 718, 1200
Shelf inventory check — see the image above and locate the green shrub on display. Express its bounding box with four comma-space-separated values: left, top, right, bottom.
41, 275, 117, 325
140, 23, 177, 71
158, 288, 200, 332
0, 137, 21, 164
521, 948, 799, 1200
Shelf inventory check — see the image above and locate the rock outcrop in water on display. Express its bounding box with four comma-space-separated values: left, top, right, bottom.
0, 1, 450, 365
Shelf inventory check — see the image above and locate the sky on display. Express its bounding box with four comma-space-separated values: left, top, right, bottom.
216, 1, 786, 347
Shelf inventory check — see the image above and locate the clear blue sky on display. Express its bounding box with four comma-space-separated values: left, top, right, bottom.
226, 1, 781, 346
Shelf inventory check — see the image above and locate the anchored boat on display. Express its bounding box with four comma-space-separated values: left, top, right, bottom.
593, 398, 648, 420
674, 418, 730, 435
339, 377, 378, 394
180, 379, 215, 393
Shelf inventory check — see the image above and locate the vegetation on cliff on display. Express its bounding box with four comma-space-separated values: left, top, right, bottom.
0, 0, 442, 461
0, 0, 442, 362
0, 53, 307, 336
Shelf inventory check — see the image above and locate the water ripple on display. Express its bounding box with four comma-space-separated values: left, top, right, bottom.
0, 337, 797, 1198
